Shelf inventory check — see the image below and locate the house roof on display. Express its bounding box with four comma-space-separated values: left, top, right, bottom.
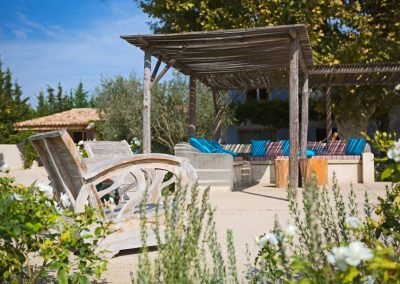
14, 108, 103, 131
121, 24, 313, 90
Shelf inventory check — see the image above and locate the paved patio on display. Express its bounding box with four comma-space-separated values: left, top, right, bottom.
5, 168, 389, 283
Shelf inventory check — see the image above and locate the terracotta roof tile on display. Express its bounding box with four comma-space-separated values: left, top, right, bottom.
14, 108, 103, 131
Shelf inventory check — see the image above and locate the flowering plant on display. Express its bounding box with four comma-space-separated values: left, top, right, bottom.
364, 131, 400, 182
248, 177, 400, 283
77, 140, 89, 158
129, 137, 141, 154
0, 177, 110, 283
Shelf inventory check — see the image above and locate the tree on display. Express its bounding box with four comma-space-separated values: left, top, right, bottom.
135, 0, 400, 137
36, 91, 49, 117
94, 73, 235, 153
55, 83, 64, 113
0, 60, 33, 143
46, 85, 56, 114
73, 82, 89, 108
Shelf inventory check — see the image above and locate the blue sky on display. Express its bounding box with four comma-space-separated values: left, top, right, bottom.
0, 0, 169, 106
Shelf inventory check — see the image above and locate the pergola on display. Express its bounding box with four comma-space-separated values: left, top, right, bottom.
121, 25, 400, 188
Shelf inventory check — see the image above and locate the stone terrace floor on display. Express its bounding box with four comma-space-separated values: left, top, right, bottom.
4, 168, 390, 283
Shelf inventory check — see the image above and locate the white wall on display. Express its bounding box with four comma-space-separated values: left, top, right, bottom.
0, 144, 25, 170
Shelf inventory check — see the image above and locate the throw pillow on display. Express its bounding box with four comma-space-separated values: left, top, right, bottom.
345, 137, 366, 155
251, 140, 270, 157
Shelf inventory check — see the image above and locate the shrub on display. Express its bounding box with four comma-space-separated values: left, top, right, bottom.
132, 183, 239, 284
0, 177, 110, 283
248, 176, 400, 283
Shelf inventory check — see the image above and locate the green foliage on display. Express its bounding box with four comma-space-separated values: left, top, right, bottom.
73, 82, 90, 108
94, 72, 235, 153
364, 130, 400, 182
135, 0, 400, 137
248, 176, 400, 283
234, 97, 323, 132
0, 177, 110, 283
35, 81, 89, 117
0, 60, 33, 144
132, 183, 238, 283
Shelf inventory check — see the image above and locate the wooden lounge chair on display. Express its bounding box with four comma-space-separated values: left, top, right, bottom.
29, 130, 197, 256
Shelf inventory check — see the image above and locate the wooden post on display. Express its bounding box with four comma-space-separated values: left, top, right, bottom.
212, 89, 222, 141
300, 71, 309, 186
289, 35, 299, 189
143, 49, 151, 153
325, 86, 332, 140
188, 76, 197, 137
300, 71, 309, 158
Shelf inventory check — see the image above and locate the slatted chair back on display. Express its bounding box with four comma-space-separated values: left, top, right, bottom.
29, 130, 86, 207
84, 141, 133, 159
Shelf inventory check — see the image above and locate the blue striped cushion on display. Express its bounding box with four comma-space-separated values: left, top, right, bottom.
282, 140, 290, 156
345, 138, 366, 155
251, 140, 270, 157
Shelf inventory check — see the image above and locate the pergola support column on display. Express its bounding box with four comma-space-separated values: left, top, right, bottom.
289, 35, 299, 189
143, 49, 152, 153
188, 76, 197, 137
325, 86, 332, 140
213, 89, 223, 142
300, 71, 309, 186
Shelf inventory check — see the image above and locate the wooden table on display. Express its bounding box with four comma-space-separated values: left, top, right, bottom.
304, 159, 328, 186
275, 159, 289, 188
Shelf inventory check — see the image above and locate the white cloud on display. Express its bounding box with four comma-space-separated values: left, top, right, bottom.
0, 3, 174, 107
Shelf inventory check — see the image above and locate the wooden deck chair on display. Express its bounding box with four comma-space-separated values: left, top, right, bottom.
29, 130, 197, 256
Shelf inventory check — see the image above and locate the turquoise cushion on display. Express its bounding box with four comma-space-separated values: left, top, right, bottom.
282, 140, 316, 158
189, 138, 237, 156
345, 137, 366, 155
282, 140, 290, 156
189, 138, 212, 153
306, 149, 316, 157
251, 140, 270, 157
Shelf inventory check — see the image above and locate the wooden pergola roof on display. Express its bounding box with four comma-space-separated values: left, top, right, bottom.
310, 63, 400, 87
121, 24, 313, 90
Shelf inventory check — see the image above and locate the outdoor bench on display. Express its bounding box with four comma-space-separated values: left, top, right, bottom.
175, 139, 374, 190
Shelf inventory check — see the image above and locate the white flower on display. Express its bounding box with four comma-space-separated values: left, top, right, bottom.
60, 193, 71, 208
345, 216, 362, 230
104, 197, 116, 212
78, 140, 84, 146
345, 241, 373, 267
395, 84, 400, 92
387, 139, 400, 162
257, 233, 278, 248
12, 193, 23, 201
37, 183, 53, 198
284, 224, 297, 238
1, 164, 10, 173
328, 246, 349, 271
328, 241, 373, 271
133, 137, 141, 146
364, 275, 375, 284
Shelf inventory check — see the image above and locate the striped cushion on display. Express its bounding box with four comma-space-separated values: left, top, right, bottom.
251, 140, 270, 157
312, 155, 361, 160
307, 141, 328, 155
265, 141, 284, 158
327, 140, 347, 155
345, 138, 366, 155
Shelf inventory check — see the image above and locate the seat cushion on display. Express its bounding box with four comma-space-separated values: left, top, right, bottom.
251, 140, 270, 157
189, 138, 212, 153
345, 137, 366, 155
327, 140, 347, 155
307, 141, 328, 155
265, 141, 285, 159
